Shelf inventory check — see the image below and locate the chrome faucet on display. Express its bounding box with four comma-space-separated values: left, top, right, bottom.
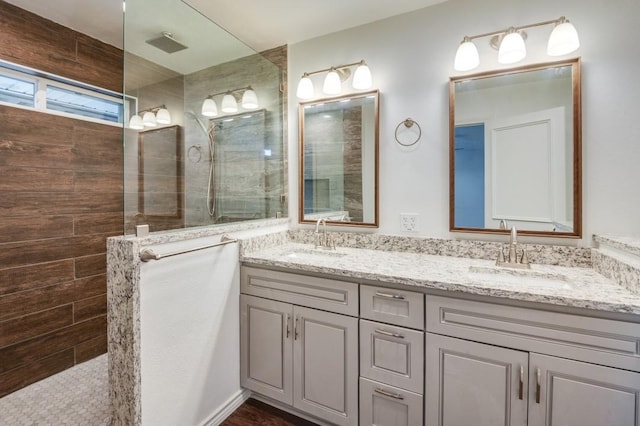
314, 218, 335, 250
496, 226, 530, 269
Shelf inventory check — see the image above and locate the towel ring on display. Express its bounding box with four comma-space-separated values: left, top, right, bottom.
187, 145, 202, 163
395, 118, 422, 147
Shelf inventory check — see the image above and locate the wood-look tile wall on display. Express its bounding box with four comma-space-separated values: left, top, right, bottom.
0, 1, 123, 397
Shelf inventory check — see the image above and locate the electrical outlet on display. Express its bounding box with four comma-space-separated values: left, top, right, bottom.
400, 213, 419, 232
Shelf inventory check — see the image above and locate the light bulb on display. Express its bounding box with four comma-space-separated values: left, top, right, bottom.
296, 74, 314, 99
221, 93, 238, 113
128, 114, 144, 130
323, 69, 342, 95
352, 62, 372, 90
241, 88, 259, 109
201, 98, 218, 117
142, 111, 157, 127
155, 108, 171, 124
498, 29, 526, 64
547, 18, 580, 56
454, 37, 480, 71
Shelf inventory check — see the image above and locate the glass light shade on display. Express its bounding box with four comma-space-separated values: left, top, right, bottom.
241, 89, 259, 109
201, 98, 218, 117
352, 63, 372, 90
142, 111, 157, 127
498, 31, 526, 64
155, 108, 171, 124
323, 69, 342, 95
296, 75, 314, 99
128, 114, 144, 130
221, 93, 238, 113
454, 39, 480, 71
547, 21, 580, 56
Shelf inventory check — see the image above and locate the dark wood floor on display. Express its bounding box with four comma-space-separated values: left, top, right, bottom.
221, 398, 319, 425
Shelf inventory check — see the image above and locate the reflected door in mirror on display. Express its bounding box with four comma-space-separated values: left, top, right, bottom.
450, 59, 581, 238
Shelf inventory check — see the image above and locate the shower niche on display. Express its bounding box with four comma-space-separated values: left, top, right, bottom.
123, 0, 286, 234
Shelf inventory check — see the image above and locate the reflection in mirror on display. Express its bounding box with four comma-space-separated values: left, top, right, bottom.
299, 90, 379, 227
138, 125, 183, 231
123, 0, 286, 234
450, 58, 581, 238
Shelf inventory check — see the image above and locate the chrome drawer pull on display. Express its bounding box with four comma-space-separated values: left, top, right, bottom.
375, 291, 405, 300
535, 368, 541, 404
518, 365, 524, 400
375, 329, 405, 339
286, 314, 291, 339
374, 388, 405, 400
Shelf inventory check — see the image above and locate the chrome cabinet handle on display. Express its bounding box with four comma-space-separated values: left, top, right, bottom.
535, 368, 541, 404
518, 365, 524, 400
375, 328, 405, 339
374, 388, 404, 400
294, 316, 299, 340
375, 291, 405, 300
286, 314, 291, 339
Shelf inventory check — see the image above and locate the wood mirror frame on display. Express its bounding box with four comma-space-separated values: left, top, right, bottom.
298, 90, 380, 227
449, 58, 582, 238
138, 125, 184, 229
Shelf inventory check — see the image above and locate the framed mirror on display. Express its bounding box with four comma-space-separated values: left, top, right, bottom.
450, 58, 581, 238
299, 90, 379, 227
138, 125, 184, 228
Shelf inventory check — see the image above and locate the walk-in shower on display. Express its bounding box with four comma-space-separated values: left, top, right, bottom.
123, 0, 286, 234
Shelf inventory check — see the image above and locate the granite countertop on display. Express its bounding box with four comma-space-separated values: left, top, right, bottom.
240, 243, 640, 315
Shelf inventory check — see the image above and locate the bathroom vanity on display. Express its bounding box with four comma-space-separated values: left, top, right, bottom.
239, 241, 640, 426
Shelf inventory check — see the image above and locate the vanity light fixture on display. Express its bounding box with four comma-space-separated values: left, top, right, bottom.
454, 16, 580, 71
201, 86, 258, 117
296, 60, 373, 99
128, 104, 171, 129
221, 92, 238, 113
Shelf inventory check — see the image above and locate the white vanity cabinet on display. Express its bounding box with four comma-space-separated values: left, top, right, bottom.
425, 295, 640, 426
359, 286, 425, 426
240, 267, 359, 426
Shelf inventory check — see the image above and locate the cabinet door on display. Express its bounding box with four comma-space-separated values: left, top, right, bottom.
425, 333, 528, 426
529, 353, 640, 426
240, 294, 293, 405
293, 306, 359, 426
360, 377, 423, 426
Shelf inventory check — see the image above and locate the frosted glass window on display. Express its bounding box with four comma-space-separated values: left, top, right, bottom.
0, 74, 35, 107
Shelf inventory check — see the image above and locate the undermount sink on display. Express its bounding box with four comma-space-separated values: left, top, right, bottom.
467, 265, 572, 290
284, 248, 348, 260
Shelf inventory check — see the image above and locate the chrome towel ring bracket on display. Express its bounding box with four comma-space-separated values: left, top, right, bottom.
394, 118, 422, 147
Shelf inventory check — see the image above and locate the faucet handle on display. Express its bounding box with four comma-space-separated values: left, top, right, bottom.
496, 247, 505, 265
520, 247, 530, 266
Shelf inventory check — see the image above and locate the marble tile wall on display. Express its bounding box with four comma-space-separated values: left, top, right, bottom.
184, 47, 287, 227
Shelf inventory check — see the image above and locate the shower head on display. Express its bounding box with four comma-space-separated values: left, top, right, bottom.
145, 32, 188, 54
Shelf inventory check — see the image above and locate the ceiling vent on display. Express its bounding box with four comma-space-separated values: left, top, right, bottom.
145, 32, 188, 54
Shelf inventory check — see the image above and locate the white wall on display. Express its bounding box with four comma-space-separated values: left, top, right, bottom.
288, 0, 640, 244
139, 235, 241, 425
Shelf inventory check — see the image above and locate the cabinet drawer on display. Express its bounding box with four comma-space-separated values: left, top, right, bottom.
359, 377, 423, 426
241, 266, 358, 316
426, 295, 640, 372
360, 285, 424, 329
360, 319, 424, 394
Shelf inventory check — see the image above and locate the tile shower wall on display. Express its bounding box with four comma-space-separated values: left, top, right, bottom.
183, 45, 287, 227
303, 105, 363, 221
0, 2, 123, 397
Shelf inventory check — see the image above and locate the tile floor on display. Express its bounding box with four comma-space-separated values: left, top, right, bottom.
0, 355, 311, 426
0, 354, 110, 425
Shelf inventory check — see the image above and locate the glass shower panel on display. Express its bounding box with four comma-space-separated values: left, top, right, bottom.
123, 0, 286, 234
